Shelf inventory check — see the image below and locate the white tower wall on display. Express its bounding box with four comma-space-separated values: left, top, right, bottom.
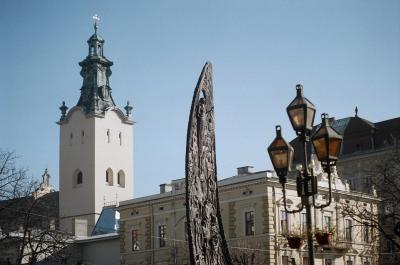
94, 109, 134, 213
59, 108, 133, 236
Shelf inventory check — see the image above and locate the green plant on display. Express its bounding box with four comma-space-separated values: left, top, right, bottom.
281, 228, 306, 239
314, 225, 335, 235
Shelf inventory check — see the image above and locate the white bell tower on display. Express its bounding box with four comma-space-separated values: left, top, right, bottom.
58, 19, 134, 236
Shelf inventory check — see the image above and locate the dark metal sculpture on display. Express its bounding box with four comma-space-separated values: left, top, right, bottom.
185, 62, 233, 265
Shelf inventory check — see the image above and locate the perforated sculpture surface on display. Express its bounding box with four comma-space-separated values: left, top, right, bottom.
185, 62, 233, 265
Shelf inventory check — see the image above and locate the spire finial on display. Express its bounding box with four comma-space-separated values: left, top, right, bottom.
124, 101, 133, 117
59, 101, 68, 121
92, 14, 100, 34
355, 106, 358, 117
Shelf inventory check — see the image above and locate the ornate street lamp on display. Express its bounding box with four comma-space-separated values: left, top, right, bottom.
268, 125, 294, 185
287, 84, 316, 136
268, 85, 343, 265
312, 113, 343, 167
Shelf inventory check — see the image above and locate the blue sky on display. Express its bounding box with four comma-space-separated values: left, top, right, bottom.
0, 1, 399, 198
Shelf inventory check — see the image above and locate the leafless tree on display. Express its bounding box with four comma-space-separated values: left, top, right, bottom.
0, 150, 70, 265
230, 240, 263, 265
340, 153, 400, 254
232, 251, 256, 265
0, 150, 34, 202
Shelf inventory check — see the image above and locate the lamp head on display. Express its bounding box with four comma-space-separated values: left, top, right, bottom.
311, 113, 343, 167
286, 84, 316, 135
268, 125, 294, 184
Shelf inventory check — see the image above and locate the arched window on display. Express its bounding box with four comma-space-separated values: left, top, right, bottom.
107, 129, 110, 143
118, 170, 125, 188
119, 132, 122, 146
106, 168, 113, 185
90, 45, 94, 55
74, 170, 83, 187
77, 172, 83, 184
69, 132, 73, 146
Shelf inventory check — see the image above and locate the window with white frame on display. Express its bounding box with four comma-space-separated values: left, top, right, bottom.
323, 213, 332, 232
131, 229, 139, 251
244, 211, 255, 236
280, 210, 288, 234
363, 224, 370, 242
159, 225, 166, 247
345, 219, 352, 241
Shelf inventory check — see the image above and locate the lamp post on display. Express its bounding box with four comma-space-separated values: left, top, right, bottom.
268, 84, 343, 265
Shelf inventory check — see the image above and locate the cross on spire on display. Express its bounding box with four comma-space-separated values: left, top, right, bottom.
92, 14, 100, 33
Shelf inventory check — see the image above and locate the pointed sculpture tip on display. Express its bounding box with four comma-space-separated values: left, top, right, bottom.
200, 61, 213, 76
204, 61, 213, 69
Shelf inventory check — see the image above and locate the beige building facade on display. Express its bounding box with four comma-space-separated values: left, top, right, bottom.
119, 160, 379, 265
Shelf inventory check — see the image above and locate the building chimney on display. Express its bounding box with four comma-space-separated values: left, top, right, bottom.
237, 166, 254, 176
160, 183, 172, 194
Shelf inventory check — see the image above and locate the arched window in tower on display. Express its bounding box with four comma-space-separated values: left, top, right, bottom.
106, 168, 113, 185
119, 132, 122, 146
97, 44, 102, 56
69, 132, 73, 146
107, 129, 110, 143
118, 170, 125, 188
81, 130, 85, 144
77, 172, 83, 184
90, 45, 94, 56
74, 170, 83, 187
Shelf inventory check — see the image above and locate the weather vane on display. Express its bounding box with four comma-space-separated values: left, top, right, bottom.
92, 14, 100, 33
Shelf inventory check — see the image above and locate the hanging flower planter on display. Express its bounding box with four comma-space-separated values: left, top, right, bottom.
315, 232, 333, 246
287, 236, 305, 249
